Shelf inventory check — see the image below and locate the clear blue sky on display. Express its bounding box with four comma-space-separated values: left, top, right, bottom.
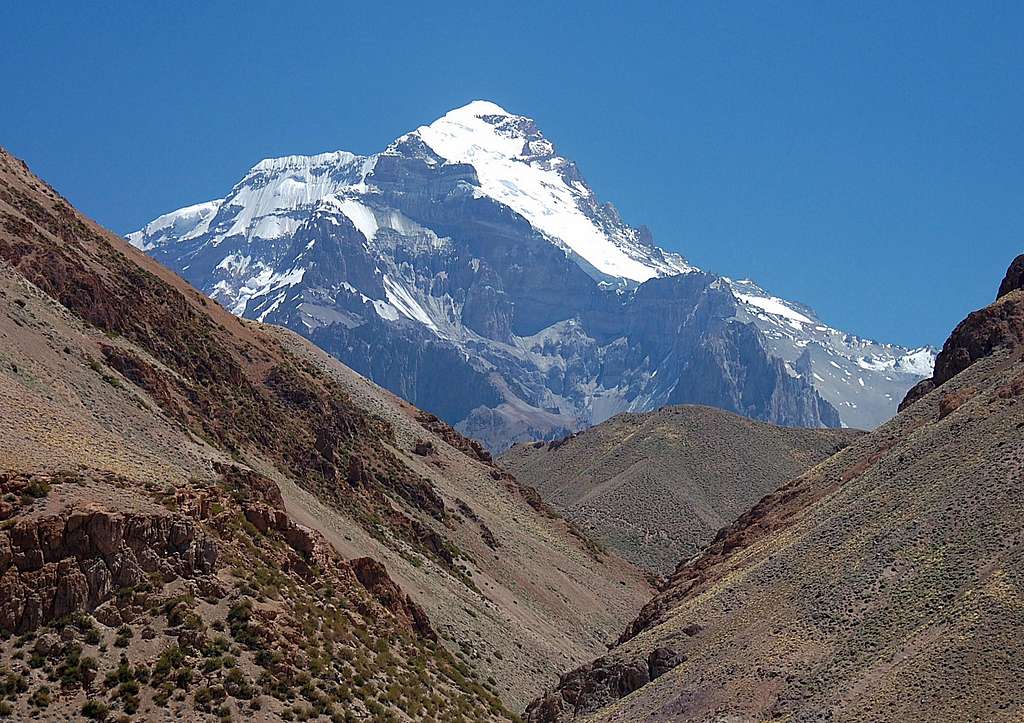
2, 1, 1020, 347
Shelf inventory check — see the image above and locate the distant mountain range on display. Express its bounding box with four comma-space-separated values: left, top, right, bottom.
130, 101, 933, 450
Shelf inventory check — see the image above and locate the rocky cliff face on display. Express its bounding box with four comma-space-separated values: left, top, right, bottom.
0, 473, 217, 634
996, 253, 1024, 299
130, 102, 932, 450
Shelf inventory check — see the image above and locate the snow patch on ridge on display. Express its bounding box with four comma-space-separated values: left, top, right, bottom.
898, 348, 937, 376
321, 196, 379, 241
219, 152, 375, 241
382, 275, 438, 332
857, 347, 935, 376
735, 292, 814, 327
127, 200, 222, 251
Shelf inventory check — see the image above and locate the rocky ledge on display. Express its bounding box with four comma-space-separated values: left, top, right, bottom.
0, 506, 217, 633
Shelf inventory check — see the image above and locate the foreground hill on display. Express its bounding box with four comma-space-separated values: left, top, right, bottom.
130, 101, 931, 450
501, 406, 860, 573
527, 255, 1024, 722
0, 148, 651, 720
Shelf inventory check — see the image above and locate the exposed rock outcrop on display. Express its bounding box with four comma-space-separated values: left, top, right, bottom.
0, 508, 217, 633
351, 557, 436, 640
243, 503, 320, 557
525, 647, 685, 722
901, 255, 1024, 410
897, 376, 936, 411
997, 253, 1024, 299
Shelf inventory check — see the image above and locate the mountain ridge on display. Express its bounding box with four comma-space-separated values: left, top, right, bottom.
500, 404, 862, 573
129, 101, 934, 449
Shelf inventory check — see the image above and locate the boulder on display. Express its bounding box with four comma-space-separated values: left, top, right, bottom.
647, 646, 685, 679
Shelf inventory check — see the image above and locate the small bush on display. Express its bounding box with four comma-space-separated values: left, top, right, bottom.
28, 685, 51, 709
25, 480, 50, 498
81, 699, 109, 720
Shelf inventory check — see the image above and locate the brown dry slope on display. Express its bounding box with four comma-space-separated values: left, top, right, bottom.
0, 147, 650, 721
501, 407, 859, 573
528, 255, 1024, 722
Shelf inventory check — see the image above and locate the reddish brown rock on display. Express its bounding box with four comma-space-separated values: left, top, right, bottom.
932, 291, 1024, 387
243, 503, 288, 534
997, 254, 1024, 299
243, 502, 332, 574
0, 508, 217, 633
92, 600, 122, 628
213, 462, 285, 508
413, 439, 437, 456
351, 557, 436, 640
897, 378, 935, 411
938, 386, 977, 419
415, 411, 492, 464
283, 524, 317, 555
525, 647, 685, 723
901, 255, 1024, 411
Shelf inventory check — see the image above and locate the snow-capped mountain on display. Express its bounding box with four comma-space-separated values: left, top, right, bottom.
726, 279, 934, 430
129, 100, 933, 450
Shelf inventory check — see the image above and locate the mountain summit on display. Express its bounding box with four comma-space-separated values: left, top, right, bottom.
130, 101, 933, 449
390, 100, 695, 283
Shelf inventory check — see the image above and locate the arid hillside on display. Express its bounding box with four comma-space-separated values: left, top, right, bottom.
0, 147, 651, 721
528, 256, 1024, 722
501, 407, 859, 573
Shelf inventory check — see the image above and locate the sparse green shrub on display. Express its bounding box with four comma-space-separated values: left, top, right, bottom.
1, 670, 28, 696
227, 600, 259, 649
225, 667, 254, 699
28, 685, 51, 709
25, 480, 50, 498
175, 668, 193, 689
81, 699, 109, 720
152, 644, 185, 682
